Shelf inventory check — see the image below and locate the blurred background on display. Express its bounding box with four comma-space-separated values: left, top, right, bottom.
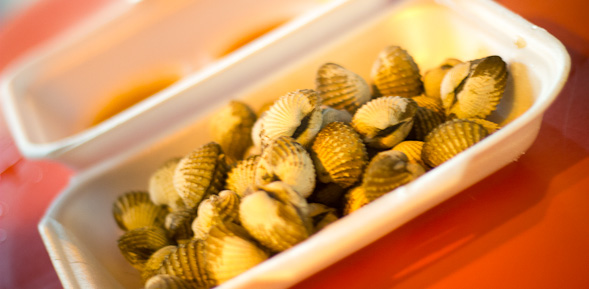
0, 0, 38, 25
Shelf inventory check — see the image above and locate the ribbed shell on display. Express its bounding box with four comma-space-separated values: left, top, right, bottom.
239, 181, 312, 252
145, 274, 199, 289
209, 101, 257, 163
113, 191, 168, 231
142, 246, 178, 282
465, 117, 501, 134
423, 58, 462, 99
204, 222, 269, 285
174, 142, 229, 209
192, 190, 241, 240
320, 106, 353, 129
118, 226, 171, 271
149, 158, 185, 212
408, 96, 446, 141
255, 136, 316, 198
165, 207, 199, 244
351, 96, 418, 149
391, 141, 426, 168
259, 89, 322, 148
158, 239, 213, 288
422, 119, 489, 167
308, 203, 339, 233
441, 55, 508, 119
362, 150, 425, 201
311, 122, 368, 188
343, 186, 370, 215
225, 155, 260, 197
315, 63, 371, 114
371, 45, 423, 98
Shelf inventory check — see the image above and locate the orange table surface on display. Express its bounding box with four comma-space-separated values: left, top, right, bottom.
1, 0, 588, 288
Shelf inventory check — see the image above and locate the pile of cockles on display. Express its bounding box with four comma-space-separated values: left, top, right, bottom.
112, 45, 508, 289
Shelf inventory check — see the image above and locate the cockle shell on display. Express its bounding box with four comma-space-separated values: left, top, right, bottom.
158, 239, 213, 288
351, 96, 418, 149
408, 95, 446, 141
165, 207, 198, 244
145, 274, 199, 289
423, 58, 462, 99
465, 117, 501, 134
315, 63, 371, 114
362, 150, 425, 201
239, 181, 312, 252
192, 190, 241, 240
371, 45, 423, 98
142, 246, 178, 282
174, 142, 229, 209
320, 106, 353, 129
343, 186, 370, 215
149, 158, 186, 212
259, 89, 323, 148
308, 203, 339, 233
440, 55, 508, 119
391, 141, 426, 168
311, 122, 368, 188
209, 101, 257, 163
225, 155, 260, 197
113, 191, 168, 231
204, 221, 269, 285
255, 136, 316, 198
422, 119, 489, 167
118, 226, 172, 271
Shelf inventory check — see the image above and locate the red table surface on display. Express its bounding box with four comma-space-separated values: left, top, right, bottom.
0, 0, 588, 288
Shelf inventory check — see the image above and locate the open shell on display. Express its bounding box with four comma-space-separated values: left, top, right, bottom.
440, 55, 508, 119
113, 191, 168, 231
209, 101, 257, 163
259, 89, 322, 148
142, 246, 179, 282
351, 96, 418, 149
255, 136, 316, 198
311, 122, 368, 188
315, 63, 371, 114
173, 142, 229, 209
118, 226, 172, 271
423, 58, 462, 99
192, 190, 241, 240
371, 45, 423, 98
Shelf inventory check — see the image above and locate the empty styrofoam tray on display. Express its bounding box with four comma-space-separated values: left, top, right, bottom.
38, 0, 569, 288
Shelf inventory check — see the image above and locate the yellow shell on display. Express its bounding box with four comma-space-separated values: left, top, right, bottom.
422, 119, 489, 167
371, 45, 423, 98
239, 181, 312, 252
423, 58, 462, 99
165, 207, 198, 244
315, 63, 371, 114
465, 117, 501, 134
351, 96, 418, 149
408, 96, 446, 141
255, 136, 316, 198
113, 191, 168, 231
173, 142, 229, 209
209, 101, 257, 163
225, 155, 260, 198
149, 158, 185, 212
142, 246, 178, 282
145, 274, 199, 289
204, 221, 269, 285
343, 186, 370, 215
118, 226, 171, 271
259, 89, 323, 148
391, 141, 426, 168
308, 182, 346, 208
192, 190, 241, 240
320, 106, 352, 129
311, 122, 368, 188
308, 203, 339, 233
362, 150, 425, 201
441, 55, 508, 119
158, 239, 213, 288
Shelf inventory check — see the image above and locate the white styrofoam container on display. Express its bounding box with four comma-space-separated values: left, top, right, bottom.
37, 0, 570, 288
0, 0, 340, 170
